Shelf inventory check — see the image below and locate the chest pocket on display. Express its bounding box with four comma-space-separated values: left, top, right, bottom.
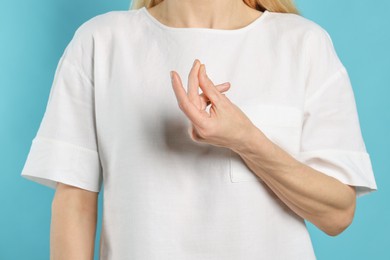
229, 102, 303, 183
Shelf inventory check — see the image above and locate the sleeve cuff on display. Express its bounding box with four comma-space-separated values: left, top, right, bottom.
21, 136, 103, 193
296, 149, 377, 198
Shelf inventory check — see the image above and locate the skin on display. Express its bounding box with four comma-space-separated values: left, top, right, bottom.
170, 59, 356, 236
146, 0, 263, 30
51, 183, 98, 260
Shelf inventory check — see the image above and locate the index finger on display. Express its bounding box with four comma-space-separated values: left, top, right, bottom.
198, 64, 222, 106
170, 70, 209, 127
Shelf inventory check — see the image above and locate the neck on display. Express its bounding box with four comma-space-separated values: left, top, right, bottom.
147, 0, 262, 30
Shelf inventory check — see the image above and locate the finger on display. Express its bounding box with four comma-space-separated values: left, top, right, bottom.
198, 64, 222, 106
170, 70, 187, 104
187, 59, 201, 103
205, 94, 226, 107
215, 82, 231, 92
188, 124, 199, 142
171, 70, 209, 126
199, 82, 230, 108
188, 124, 206, 143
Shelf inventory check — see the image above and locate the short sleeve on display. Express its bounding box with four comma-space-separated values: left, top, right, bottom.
20, 21, 103, 193
296, 25, 377, 198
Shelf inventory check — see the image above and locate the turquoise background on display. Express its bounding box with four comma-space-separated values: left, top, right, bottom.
1, 0, 388, 259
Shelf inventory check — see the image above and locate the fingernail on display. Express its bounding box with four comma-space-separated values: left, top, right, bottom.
222, 82, 230, 85
193, 59, 198, 66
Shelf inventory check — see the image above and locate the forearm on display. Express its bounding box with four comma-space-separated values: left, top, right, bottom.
50, 187, 98, 260
231, 126, 356, 236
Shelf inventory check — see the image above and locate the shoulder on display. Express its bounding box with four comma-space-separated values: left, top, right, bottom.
264, 11, 340, 66
72, 9, 142, 39
268, 11, 330, 34
271, 14, 346, 91
63, 9, 143, 57
266, 11, 334, 45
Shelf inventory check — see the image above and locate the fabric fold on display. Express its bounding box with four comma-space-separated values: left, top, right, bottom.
296, 149, 377, 197
21, 136, 103, 193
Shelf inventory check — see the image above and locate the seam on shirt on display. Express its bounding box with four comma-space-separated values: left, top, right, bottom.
62, 57, 94, 88
299, 148, 370, 157
33, 135, 99, 154
22, 171, 101, 193
303, 66, 347, 110
55, 90, 94, 108
302, 28, 346, 111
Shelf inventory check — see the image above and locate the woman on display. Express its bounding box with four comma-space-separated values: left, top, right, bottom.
21, 0, 377, 259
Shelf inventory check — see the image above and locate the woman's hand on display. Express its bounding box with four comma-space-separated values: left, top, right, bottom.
170, 59, 260, 150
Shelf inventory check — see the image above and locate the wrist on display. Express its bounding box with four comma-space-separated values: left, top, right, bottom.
230, 124, 269, 156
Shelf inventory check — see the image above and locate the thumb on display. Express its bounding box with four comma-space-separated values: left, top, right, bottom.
187, 124, 206, 144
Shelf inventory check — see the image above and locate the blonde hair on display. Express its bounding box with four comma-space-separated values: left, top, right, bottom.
130, 0, 300, 15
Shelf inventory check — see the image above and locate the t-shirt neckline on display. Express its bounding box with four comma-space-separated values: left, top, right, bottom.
140, 6, 270, 34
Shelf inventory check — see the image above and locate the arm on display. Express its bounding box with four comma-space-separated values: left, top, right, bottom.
170, 61, 356, 236
230, 126, 356, 236
50, 182, 99, 260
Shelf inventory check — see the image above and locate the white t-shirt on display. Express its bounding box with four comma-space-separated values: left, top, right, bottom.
21, 6, 377, 259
